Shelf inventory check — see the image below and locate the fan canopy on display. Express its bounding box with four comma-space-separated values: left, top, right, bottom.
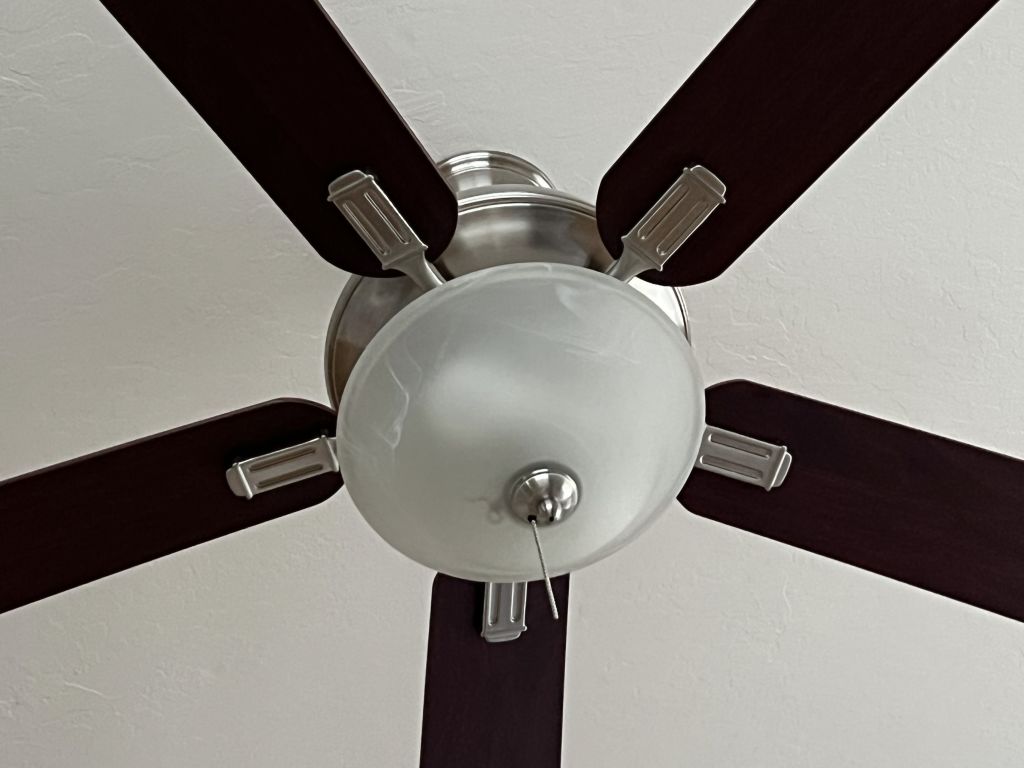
337, 263, 705, 581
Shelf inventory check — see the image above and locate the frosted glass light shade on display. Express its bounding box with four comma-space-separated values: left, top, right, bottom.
337, 263, 704, 582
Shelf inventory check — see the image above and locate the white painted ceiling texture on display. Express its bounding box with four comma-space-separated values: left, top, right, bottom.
2, 0, 1024, 765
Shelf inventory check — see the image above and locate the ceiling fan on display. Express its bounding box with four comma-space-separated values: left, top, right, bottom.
1, 0, 1016, 765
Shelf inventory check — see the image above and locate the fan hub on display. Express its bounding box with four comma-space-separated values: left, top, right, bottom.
324, 150, 691, 406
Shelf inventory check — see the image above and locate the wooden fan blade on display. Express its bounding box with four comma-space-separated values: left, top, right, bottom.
681, 381, 1024, 622
0, 400, 341, 614
420, 574, 569, 768
98, 0, 457, 276
596, 0, 999, 286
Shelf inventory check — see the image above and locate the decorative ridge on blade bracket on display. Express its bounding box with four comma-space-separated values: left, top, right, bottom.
607, 165, 725, 282
328, 170, 446, 290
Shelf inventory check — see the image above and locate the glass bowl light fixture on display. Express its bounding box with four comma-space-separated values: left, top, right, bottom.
336, 262, 705, 582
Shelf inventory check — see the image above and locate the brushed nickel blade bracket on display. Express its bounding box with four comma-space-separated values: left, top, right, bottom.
606, 165, 726, 282
226, 435, 339, 499
481, 581, 528, 643
695, 425, 791, 491
328, 170, 445, 291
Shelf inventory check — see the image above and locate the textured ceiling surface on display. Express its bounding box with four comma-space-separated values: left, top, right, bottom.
2, 0, 1024, 765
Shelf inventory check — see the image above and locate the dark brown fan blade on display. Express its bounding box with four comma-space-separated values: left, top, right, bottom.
420, 574, 569, 768
681, 381, 1024, 622
596, 0, 999, 286
98, 0, 457, 276
0, 400, 341, 614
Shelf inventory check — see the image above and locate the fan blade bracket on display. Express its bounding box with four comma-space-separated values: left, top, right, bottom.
695, 425, 792, 490
328, 171, 445, 290
226, 435, 339, 499
481, 581, 528, 643
606, 165, 725, 282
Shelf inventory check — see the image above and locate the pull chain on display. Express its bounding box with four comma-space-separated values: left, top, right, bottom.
529, 513, 559, 620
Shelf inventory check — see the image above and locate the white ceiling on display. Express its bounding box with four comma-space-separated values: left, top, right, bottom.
2, 0, 1024, 765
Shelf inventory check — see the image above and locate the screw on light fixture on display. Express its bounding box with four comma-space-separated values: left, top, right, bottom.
508, 467, 580, 619
508, 466, 579, 525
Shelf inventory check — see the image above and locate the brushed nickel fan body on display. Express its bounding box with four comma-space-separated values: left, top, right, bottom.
323, 150, 692, 406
